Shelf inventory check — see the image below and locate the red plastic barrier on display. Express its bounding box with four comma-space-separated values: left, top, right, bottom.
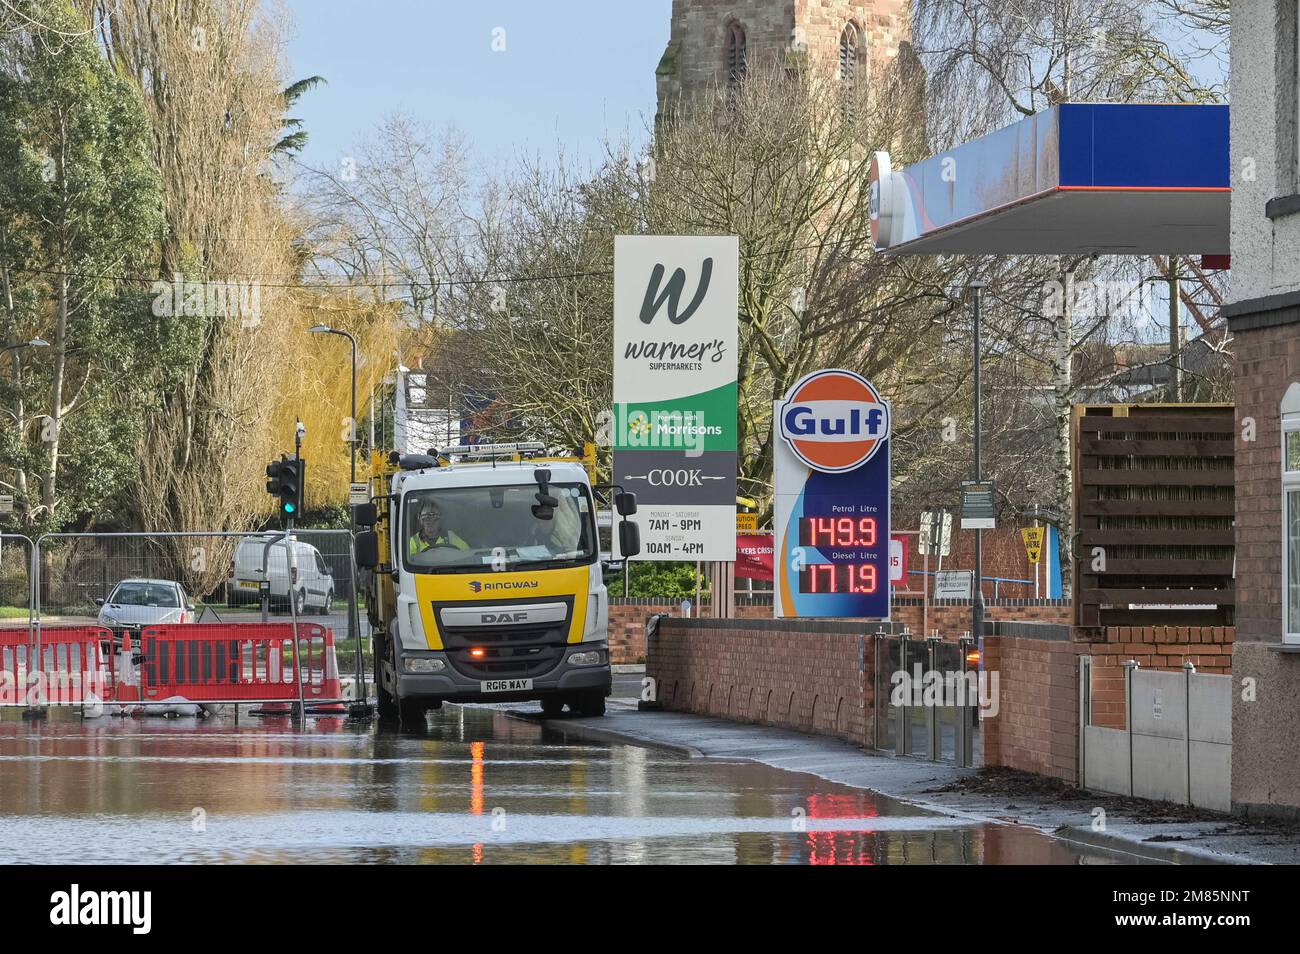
134, 623, 345, 705
0, 626, 114, 706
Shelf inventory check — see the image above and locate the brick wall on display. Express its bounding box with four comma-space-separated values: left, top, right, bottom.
607, 595, 1069, 663
1227, 308, 1300, 816
608, 600, 682, 664
1084, 626, 1235, 729
647, 617, 877, 743
644, 615, 1236, 793
1232, 317, 1298, 645
981, 632, 1085, 784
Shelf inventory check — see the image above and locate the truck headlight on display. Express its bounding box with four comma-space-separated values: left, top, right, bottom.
405, 657, 446, 673
568, 650, 604, 667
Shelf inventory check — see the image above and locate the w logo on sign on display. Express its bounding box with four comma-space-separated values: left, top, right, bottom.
639, 258, 713, 325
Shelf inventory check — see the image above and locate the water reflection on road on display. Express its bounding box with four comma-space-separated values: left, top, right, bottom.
0, 707, 1129, 864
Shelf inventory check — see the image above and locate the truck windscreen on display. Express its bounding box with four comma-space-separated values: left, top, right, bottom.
402, 483, 596, 573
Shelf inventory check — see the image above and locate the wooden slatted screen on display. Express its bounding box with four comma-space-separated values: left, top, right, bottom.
1073, 404, 1235, 628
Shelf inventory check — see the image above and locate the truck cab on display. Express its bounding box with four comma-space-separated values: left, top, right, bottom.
356, 443, 639, 728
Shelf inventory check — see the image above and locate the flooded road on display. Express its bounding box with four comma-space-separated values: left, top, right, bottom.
0, 707, 1133, 864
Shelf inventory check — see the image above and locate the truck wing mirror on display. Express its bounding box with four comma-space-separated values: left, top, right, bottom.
353, 502, 378, 528
618, 520, 641, 559
354, 530, 380, 569
615, 491, 638, 517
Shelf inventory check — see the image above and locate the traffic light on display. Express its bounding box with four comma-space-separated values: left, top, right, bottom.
265, 455, 305, 519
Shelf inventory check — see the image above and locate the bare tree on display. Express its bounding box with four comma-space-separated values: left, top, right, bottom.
914, 0, 1230, 585
80, 0, 306, 584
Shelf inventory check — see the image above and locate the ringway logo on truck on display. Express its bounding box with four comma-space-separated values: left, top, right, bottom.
778, 369, 891, 473
468, 579, 541, 593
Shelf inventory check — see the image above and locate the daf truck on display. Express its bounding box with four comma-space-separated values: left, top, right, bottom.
353, 442, 640, 728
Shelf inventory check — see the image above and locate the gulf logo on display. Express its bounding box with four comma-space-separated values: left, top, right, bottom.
779, 369, 890, 473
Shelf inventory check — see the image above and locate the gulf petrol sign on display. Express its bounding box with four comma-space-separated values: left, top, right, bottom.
778, 370, 890, 472
774, 369, 892, 620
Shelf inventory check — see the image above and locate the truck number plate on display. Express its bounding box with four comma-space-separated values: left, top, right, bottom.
481, 678, 533, 693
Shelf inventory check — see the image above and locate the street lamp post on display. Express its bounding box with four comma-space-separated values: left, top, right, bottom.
968, 281, 987, 645
2, 338, 50, 355
308, 325, 358, 481
308, 324, 370, 718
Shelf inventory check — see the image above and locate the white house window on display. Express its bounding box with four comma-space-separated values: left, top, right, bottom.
1284, 383, 1300, 643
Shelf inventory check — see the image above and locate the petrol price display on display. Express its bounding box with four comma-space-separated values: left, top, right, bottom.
798, 516, 877, 548
797, 563, 878, 594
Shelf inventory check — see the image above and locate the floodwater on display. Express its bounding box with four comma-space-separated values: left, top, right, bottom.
0, 707, 1132, 864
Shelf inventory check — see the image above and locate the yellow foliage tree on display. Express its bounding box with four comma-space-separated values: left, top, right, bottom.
267, 291, 404, 514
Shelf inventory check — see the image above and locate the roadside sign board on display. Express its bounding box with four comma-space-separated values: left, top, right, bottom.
774, 368, 891, 619
1021, 526, 1045, 563
889, 534, 908, 585
736, 512, 757, 532
960, 480, 996, 529
934, 569, 974, 600
736, 532, 774, 581
918, 509, 952, 556
0, 495, 12, 515
348, 482, 369, 506
612, 235, 739, 561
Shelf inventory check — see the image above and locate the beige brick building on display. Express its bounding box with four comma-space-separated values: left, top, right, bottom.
655, 0, 912, 121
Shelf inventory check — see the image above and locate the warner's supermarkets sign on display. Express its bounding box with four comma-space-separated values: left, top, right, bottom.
774, 369, 892, 619
612, 235, 738, 561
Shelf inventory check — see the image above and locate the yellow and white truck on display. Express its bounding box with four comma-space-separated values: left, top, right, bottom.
354, 442, 640, 728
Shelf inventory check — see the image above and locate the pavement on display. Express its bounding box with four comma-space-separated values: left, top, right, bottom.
502, 667, 1300, 865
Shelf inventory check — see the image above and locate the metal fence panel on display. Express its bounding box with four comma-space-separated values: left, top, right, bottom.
1080, 657, 1233, 809
1083, 724, 1131, 795
1189, 671, 1232, 745
1189, 740, 1232, 811
35, 530, 356, 620
1131, 733, 1189, 804
0, 533, 33, 622
1130, 669, 1187, 741
29, 530, 366, 710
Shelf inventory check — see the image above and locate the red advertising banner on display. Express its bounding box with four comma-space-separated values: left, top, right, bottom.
736, 533, 775, 581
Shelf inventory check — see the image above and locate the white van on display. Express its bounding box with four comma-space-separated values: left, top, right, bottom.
226, 536, 335, 614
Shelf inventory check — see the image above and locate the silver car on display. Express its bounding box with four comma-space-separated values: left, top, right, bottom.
96, 578, 195, 630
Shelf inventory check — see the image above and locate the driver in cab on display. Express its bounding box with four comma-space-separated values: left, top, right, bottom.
408, 501, 468, 557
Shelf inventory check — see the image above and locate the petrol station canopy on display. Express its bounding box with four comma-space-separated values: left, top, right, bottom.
870, 103, 1229, 256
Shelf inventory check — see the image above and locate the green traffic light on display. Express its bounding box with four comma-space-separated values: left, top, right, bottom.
284, 503, 296, 513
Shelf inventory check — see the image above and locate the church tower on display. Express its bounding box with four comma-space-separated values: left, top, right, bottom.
655, 0, 913, 121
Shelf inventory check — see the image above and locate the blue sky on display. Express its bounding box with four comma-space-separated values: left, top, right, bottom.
285, 0, 671, 175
